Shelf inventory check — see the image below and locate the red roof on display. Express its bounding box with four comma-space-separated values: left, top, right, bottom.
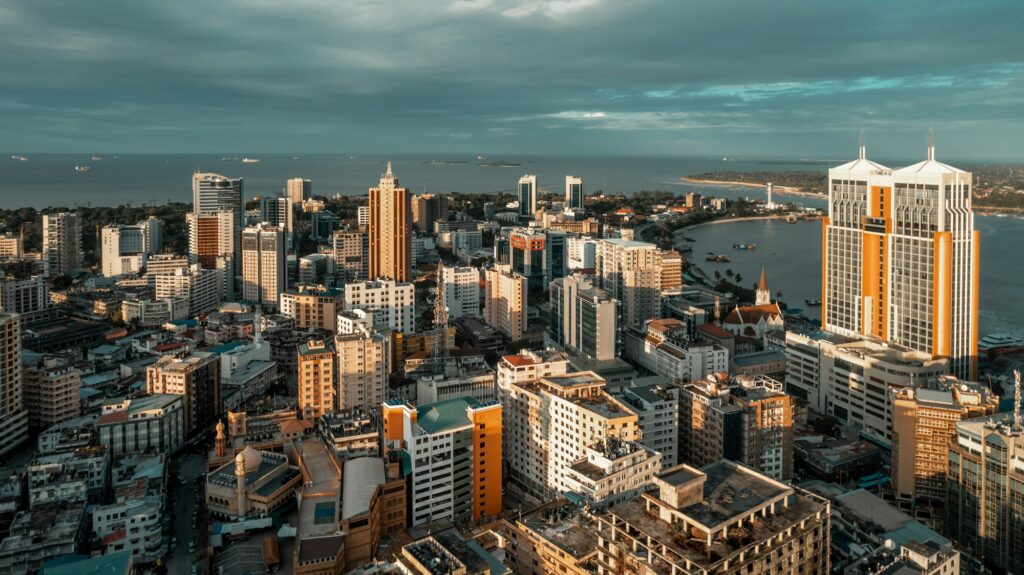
154, 342, 186, 352
103, 530, 126, 545
502, 354, 537, 367
723, 303, 783, 326
697, 323, 734, 339
98, 410, 129, 425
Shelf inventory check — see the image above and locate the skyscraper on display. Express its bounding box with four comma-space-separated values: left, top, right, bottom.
192, 173, 244, 273
518, 174, 537, 220
332, 229, 368, 283
565, 175, 584, 210
823, 137, 979, 378
0, 313, 28, 457
41, 212, 82, 278
260, 195, 294, 249
411, 193, 448, 232
368, 162, 412, 282
484, 264, 527, 342
286, 177, 311, 204
187, 210, 236, 298
549, 274, 619, 361
596, 238, 660, 328
297, 339, 335, 419
100, 224, 148, 277
241, 223, 286, 308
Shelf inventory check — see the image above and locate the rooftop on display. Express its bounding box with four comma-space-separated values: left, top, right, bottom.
520, 500, 599, 558
416, 397, 487, 434
341, 457, 385, 521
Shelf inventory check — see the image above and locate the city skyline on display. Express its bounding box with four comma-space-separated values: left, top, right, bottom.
1, 1, 1022, 160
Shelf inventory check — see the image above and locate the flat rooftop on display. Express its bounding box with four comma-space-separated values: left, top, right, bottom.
521, 501, 599, 559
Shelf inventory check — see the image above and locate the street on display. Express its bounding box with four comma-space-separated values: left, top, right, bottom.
165, 451, 210, 575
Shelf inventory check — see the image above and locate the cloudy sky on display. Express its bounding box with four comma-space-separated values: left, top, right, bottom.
2, 0, 1022, 160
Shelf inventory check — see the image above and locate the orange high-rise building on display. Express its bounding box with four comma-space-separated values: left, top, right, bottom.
368, 162, 412, 282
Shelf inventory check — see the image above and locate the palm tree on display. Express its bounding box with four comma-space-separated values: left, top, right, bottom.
714, 270, 721, 280
725, 268, 734, 278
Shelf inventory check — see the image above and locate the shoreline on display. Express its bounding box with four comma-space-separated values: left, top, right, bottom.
674, 214, 794, 235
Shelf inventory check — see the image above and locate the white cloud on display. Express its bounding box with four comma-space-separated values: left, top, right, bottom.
502, 0, 600, 20
449, 0, 495, 14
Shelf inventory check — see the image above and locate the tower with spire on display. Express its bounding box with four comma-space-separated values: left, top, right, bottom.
368, 161, 413, 282
755, 268, 771, 306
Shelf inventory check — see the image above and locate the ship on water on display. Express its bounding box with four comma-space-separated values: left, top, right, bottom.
75, 165, 91, 172
11, 155, 28, 161
241, 157, 261, 164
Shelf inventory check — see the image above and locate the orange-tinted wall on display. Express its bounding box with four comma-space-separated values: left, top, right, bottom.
932, 232, 952, 357
471, 406, 503, 520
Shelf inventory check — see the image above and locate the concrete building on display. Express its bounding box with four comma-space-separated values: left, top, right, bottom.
483, 264, 527, 342
507, 227, 566, 292
784, 330, 949, 445
616, 384, 680, 469
297, 339, 335, 419
42, 212, 82, 277
343, 279, 415, 334
21, 354, 81, 431
0, 233, 22, 258
206, 446, 302, 520
335, 331, 390, 413
369, 161, 412, 282
27, 446, 109, 508
260, 195, 295, 248
596, 238, 660, 328
241, 223, 286, 308
412, 193, 448, 232
92, 495, 163, 564
298, 253, 330, 285
101, 224, 148, 277
280, 285, 342, 332
192, 172, 243, 259
565, 175, 584, 210
97, 394, 185, 456
567, 236, 597, 270
146, 351, 221, 435
0, 505, 87, 575
657, 249, 683, 292
549, 274, 619, 361
154, 264, 224, 316
623, 318, 729, 382
823, 140, 979, 379
0, 275, 48, 315
0, 313, 29, 457
891, 376, 998, 507
143, 253, 190, 276
679, 374, 794, 480
186, 209, 236, 283
309, 211, 336, 244
121, 295, 188, 326
338, 456, 407, 570
383, 397, 503, 526
439, 265, 480, 321
332, 229, 368, 283
287, 177, 311, 204
517, 174, 537, 220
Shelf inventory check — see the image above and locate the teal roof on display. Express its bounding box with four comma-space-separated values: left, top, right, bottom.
298, 341, 333, 356
42, 552, 131, 575
416, 397, 480, 434
209, 340, 247, 354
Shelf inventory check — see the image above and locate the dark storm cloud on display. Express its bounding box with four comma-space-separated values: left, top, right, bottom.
2, 0, 1022, 160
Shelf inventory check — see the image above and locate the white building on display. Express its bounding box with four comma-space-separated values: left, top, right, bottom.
517, 175, 537, 220
343, 279, 415, 335
335, 331, 391, 412
567, 237, 597, 270
0, 313, 29, 458
439, 266, 480, 321
154, 264, 224, 316
42, 212, 82, 277
596, 238, 661, 328
623, 318, 729, 382
565, 175, 584, 210
483, 264, 527, 342
122, 296, 189, 326
337, 308, 375, 335
357, 205, 370, 228
92, 496, 163, 563
241, 223, 286, 309
0, 276, 48, 315
97, 395, 186, 456
615, 384, 680, 469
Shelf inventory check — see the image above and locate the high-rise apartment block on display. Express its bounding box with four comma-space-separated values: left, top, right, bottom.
0, 233, 22, 259
0, 313, 29, 457
146, 351, 221, 435
368, 162, 412, 282
891, 376, 998, 505
154, 264, 225, 316
187, 209, 236, 284
616, 384, 680, 469
279, 285, 342, 332
438, 265, 480, 321
0, 276, 48, 315
335, 330, 390, 413
241, 223, 286, 308
411, 193, 448, 232
565, 175, 584, 210
260, 195, 294, 248
517, 174, 537, 220
287, 177, 311, 204
596, 238, 661, 328
383, 397, 502, 526
192, 173, 243, 269
343, 280, 415, 335
42, 212, 82, 277
549, 274, 619, 361
21, 354, 81, 431
623, 318, 729, 382
101, 224, 148, 277
297, 339, 335, 419
823, 141, 979, 378
332, 229, 368, 283
483, 264, 527, 342
679, 375, 794, 480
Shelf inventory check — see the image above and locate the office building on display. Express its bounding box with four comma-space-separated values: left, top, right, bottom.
657, 249, 683, 291
679, 374, 794, 480
368, 161, 412, 282
186, 209, 236, 296
21, 354, 81, 431
144, 253, 189, 275
507, 227, 567, 292
343, 279, 415, 334
517, 174, 537, 220
100, 224, 148, 277
309, 211, 336, 243
146, 351, 221, 434
287, 177, 312, 204
332, 229, 368, 283
298, 253, 330, 285
121, 295, 189, 326
0, 314, 29, 457
616, 384, 680, 469
947, 411, 1024, 573
0, 232, 22, 258
193, 172, 244, 228
42, 212, 82, 277
483, 264, 527, 342
154, 264, 224, 316
279, 285, 342, 331
596, 238, 660, 328
439, 265, 480, 321
241, 223, 286, 308
891, 376, 998, 505
97, 394, 185, 456
823, 139, 979, 379
138, 215, 163, 255
297, 339, 335, 419
503, 371, 660, 504
784, 330, 949, 444
412, 193, 448, 232
382, 397, 502, 526
549, 274, 619, 361
567, 236, 597, 270
0, 276, 48, 315
623, 318, 729, 382
565, 175, 584, 209
260, 195, 294, 248
335, 330, 390, 412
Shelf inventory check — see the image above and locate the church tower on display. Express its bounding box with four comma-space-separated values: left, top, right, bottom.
756, 268, 771, 306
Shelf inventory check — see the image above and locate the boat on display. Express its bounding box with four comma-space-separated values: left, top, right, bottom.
732, 243, 756, 250
804, 298, 821, 306
978, 333, 1024, 352
477, 155, 487, 160
705, 254, 730, 263
75, 165, 91, 172
241, 157, 261, 164
11, 155, 28, 161
91, 156, 103, 160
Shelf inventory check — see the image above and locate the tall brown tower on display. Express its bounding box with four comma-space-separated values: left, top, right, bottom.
368, 161, 412, 282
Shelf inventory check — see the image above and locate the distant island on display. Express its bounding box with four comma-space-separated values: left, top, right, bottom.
684, 165, 1024, 213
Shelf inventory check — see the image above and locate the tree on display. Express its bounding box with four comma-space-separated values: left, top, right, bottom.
735, 273, 743, 284
714, 270, 721, 280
